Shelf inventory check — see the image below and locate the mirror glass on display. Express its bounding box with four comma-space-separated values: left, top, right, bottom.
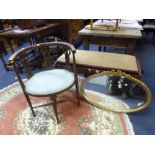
81, 71, 152, 113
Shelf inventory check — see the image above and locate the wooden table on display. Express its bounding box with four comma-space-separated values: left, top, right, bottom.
0, 23, 59, 52
0, 23, 59, 70
79, 21, 142, 55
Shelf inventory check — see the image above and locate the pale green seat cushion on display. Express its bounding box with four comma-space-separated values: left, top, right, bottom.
25, 69, 74, 96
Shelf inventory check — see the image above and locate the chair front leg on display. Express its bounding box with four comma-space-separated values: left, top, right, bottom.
75, 79, 80, 106
24, 93, 36, 117
50, 95, 60, 124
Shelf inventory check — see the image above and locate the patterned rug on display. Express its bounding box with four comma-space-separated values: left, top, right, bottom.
0, 82, 134, 135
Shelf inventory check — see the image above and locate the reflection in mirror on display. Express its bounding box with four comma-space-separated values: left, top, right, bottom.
81, 70, 152, 113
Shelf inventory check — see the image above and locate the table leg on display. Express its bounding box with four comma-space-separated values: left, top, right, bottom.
83, 37, 89, 50
7, 39, 14, 54
0, 51, 8, 70
7, 39, 24, 72
126, 39, 137, 55
0, 39, 8, 55
98, 45, 102, 51
98, 46, 106, 52
30, 37, 37, 45
29, 38, 34, 45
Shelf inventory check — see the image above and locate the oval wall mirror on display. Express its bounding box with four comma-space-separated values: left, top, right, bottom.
80, 70, 152, 113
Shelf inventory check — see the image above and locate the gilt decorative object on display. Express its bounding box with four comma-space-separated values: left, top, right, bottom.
86, 19, 120, 31
80, 70, 152, 113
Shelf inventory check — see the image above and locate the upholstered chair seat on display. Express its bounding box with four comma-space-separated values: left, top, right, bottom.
25, 69, 74, 96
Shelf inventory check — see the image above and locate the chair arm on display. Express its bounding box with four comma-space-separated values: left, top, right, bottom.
9, 41, 76, 65
8, 46, 33, 64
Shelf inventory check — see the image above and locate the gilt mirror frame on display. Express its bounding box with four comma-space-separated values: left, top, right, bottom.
80, 70, 152, 113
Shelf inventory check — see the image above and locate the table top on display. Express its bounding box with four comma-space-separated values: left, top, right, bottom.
79, 20, 142, 39
0, 23, 59, 38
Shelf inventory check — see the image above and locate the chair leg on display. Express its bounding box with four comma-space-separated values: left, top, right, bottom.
50, 96, 60, 124
152, 32, 155, 40
24, 93, 36, 117
103, 46, 106, 52
98, 45, 102, 51
75, 80, 80, 106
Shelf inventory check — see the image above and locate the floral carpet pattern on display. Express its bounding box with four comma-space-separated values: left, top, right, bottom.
0, 82, 134, 135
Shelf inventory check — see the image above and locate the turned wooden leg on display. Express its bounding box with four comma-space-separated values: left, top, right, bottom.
126, 39, 137, 55
0, 51, 8, 70
24, 93, 36, 117
83, 37, 89, 50
75, 79, 80, 106
50, 96, 60, 124
98, 45, 102, 51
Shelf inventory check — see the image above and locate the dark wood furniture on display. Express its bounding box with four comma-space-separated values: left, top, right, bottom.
48, 20, 83, 45
79, 22, 142, 55
142, 19, 155, 39
9, 42, 80, 124
0, 23, 59, 51
0, 23, 59, 70
0, 19, 13, 31
57, 50, 142, 79
0, 39, 7, 66
16, 19, 48, 29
